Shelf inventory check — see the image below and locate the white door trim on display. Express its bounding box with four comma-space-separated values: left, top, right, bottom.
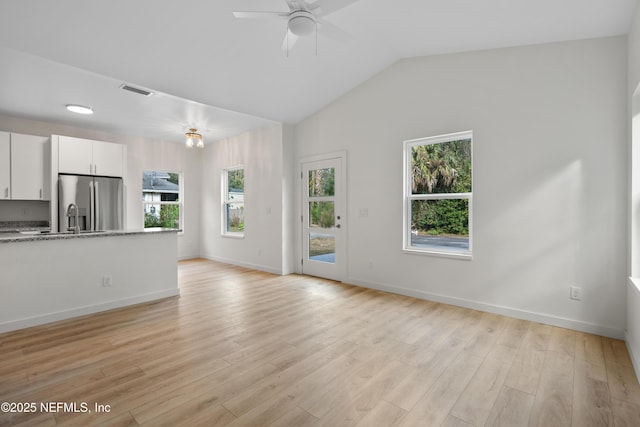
298, 150, 347, 282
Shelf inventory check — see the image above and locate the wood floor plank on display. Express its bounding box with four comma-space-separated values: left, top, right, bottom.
504, 348, 546, 395
312, 359, 412, 427
529, 350, 574, 427
441, 415, 474, 427
0, 259, 637, 427
449, 344, 517, 426
384, 336, 467, 411
141, 403, 236, 427
548, 327, 577, 358
571, 356, 613, 427
605, 361, 640, 404
397, 350, 483, 427
602, 337, 633, 367
484, 385, 534, 427
223, 339, 356, 417
611, 398, 640, 427
129, 360, 279, 424
267, 407, 317, 427
354, 400, 407, 427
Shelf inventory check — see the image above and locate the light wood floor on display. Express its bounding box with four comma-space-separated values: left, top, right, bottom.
1, 259, 639, 426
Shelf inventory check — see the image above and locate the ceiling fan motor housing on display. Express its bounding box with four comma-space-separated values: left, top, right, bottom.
288, 11, 316, 36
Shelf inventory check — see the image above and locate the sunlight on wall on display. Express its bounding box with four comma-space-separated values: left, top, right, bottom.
631, 87, 640, 278
482, 159, 584, 314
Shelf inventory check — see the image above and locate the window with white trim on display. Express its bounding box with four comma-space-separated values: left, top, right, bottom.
223, 166, 244, 236
403, 131, 472, 257
142, 170, 183, 230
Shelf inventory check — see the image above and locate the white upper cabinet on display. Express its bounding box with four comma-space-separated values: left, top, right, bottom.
0, 132, 11, 200
92, 140, 124, 177
0, 132, 49, 201
0, 132, 9, 199
11, 133, 49, 200
58, 136, 93, 175
58, 136, 124, 177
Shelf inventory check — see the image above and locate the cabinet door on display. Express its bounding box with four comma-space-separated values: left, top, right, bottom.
0, 131, 9, 199
58, 136, 93, 175
93, 141, 123, 177
11, 133, 48, 200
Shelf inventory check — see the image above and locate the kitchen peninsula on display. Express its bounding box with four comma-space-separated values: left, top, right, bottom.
0, 228, 179, 333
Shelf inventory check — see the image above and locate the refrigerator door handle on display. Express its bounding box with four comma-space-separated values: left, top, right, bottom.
94, 181, 100, 231
90, 180, 95, 231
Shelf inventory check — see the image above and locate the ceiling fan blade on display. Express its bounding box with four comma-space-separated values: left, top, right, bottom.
311, 0, 360, 17
317, 18, 350, 42
232, 11, 288, 19
286, 0, 301, 11
281, 30, 299, 52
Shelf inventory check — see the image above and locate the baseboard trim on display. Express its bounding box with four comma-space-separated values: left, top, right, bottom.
625, 331, 640, 382
201, 254, 283, 275
0, 289, 180, 334
347, 276, 625, 340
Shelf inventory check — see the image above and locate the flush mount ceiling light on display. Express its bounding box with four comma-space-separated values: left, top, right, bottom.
185, 128, 204, 148
66, 104, 94, 115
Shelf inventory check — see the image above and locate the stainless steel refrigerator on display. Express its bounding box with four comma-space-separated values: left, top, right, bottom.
58, 174, 124, 232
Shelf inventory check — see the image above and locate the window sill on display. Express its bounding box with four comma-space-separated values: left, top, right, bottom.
403, 247, 472, 261
222, 233, 244, 239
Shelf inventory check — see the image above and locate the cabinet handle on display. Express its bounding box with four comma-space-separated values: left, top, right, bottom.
4, 187, 8, 199
39, 189, 42, 199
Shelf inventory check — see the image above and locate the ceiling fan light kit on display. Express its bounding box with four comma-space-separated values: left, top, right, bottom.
288, 11, 316, 36
185, 128, 203, 148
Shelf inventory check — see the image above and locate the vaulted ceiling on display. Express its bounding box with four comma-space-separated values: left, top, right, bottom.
0, 0, 636, 143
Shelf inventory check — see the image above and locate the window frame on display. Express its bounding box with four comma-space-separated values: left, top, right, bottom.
222, 165, 245, 238
142, 170, 184, 233
402, 131, 473, 259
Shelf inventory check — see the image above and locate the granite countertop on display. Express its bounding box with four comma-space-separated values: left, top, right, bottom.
0, 227, 180, 243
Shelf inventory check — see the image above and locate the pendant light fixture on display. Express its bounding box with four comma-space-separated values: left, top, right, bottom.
185, 128, 203, 148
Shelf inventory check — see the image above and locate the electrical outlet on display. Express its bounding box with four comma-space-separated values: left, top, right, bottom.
570, 286, 582, 300
102, 275, 113, 287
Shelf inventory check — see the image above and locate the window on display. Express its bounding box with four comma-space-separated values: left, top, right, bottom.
142, 170, 182, 230
403, 131, 472, 258
223, 167, 244, 236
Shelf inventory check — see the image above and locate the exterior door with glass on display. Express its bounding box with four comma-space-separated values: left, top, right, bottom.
301, 155, 345, 281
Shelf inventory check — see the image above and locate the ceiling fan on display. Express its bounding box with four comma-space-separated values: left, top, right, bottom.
233, 0, 360, 53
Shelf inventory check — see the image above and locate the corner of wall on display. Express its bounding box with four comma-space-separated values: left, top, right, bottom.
282, 124, 296, 274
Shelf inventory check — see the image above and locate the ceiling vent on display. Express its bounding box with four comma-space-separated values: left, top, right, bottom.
120, 84, 154, 97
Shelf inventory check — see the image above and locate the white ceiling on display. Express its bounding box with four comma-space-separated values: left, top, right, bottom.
0, 0, 636, 144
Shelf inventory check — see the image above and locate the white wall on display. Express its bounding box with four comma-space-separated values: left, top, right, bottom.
295, 37, 628, 338
282, 124, 296, 275
200, 123, 292, 274
628, 3, 640, 380
0, 232, 179, 333
0, 114, 201, 259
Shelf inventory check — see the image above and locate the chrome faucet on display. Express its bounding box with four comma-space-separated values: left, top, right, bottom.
66, 203, 80, 234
